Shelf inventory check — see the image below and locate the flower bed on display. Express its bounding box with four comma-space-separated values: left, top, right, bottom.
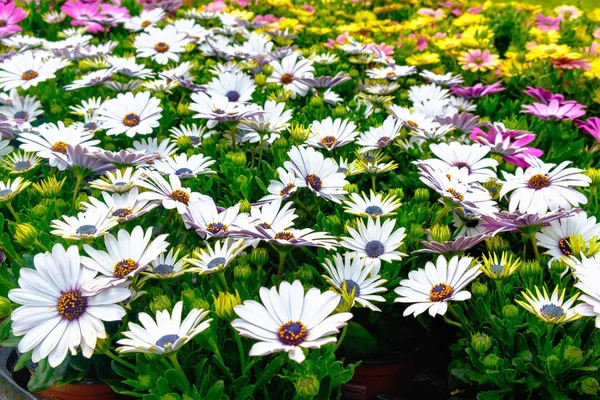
0, 0, 599, 399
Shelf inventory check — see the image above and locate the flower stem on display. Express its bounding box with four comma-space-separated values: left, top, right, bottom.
233, 329, 246, 373
432, 204, 450, 226
332, 325, 347, 352
257, 136, 265, 173
4, 201, 19, 222
371, 175, 376, 192
157, 209, 176, 236
447, 303, 472, 335
104, 349, 136, 370
277, 250, 288, 280
216, 270, 229, 291
72, 174, 83, 206
529, 232, 540, 260
292, 196, 313, 219
167, 352, 186, 376
230, 123, 238, 153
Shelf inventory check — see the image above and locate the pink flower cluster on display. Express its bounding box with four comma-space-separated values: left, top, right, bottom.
61, 0, 130, 33
470, 123, 543, 168
521, 86, 586, 121
0, 2, 26, 37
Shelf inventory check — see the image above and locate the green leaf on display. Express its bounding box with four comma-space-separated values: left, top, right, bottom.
204, 380, 224, 400
156, 377, 171, 395
236, 385, 255, 400
255, 356, 284, 388
165, 369, 190, 394
14, 350, 32, 372
28, 356, 71, 392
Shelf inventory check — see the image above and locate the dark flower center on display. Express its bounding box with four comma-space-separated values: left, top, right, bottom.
365, 240, 385, 258
155, 42, 169, 53
274, 231, 295, 240
189, 136, 200, 146
320, 136, 337, 148
0, 189, 12, 198
76, 224, 97, 235
258, 222, 271, 229
207, 257, 226, 269
337, 167, 348, 174
84, 122, 98, 131
14, 161, 31, 171
377, 137, 390, 147
474, 57, 483, 64
490, 264, 504, 274
21, 70, 38, 81
57, 290, 87, 321
207, 222, 227, 234
141, 20, 151, 28
14, 111, 28, 120
226, 91, 240, 102
0, 20, 6, 28
278, 320, 307, 346
540, 304, 564, 319
465, 218, 480, 228
280, 73, 294, 84
154, 263, 174, 275
453, 162, 471, 173
123, 113, 140, 127
170, 189, 190, 205
279, 183, 295, 197
446, 188, 464, 201
51, 141, 68, 154
175, 167, 193, 177
112, 207, 132, 218
558, 237, 573, 256
365, 205, 383, 216
114, 258, 138, 278
344, 279, 360, 296
429, 283, 454, 302
307, 174, 322, 191
156, 334, 179, 347
528, 174, 550, 189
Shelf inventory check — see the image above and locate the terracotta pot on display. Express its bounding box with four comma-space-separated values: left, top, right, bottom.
342, 357, 414, 400
35, 381, 125, 400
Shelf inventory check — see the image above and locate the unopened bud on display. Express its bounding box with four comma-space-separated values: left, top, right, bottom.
310, 96, 324, 108
213, 290, 242, 321
0, 296, 11, 318
149, 295, 172, 314
582, 378, 600, 395
431, 224, 451, 243
471, 281, 488, 297
471, 333, 492, 354
233, 263, 252, 281
414, 188, 430, 203
14, 223, 38, 247
502, 304, 519, 320
250, 248, 269, 267
296, 374, 320, 398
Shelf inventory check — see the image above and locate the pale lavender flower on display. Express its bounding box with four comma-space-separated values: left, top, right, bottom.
481, 209, 580, 233
436, 112, 480, 135
296, 72, 351, 89
521, 99, 586, 121
450, 82, 504, 99
91, 149, 158, 167
413, 231, 488, 254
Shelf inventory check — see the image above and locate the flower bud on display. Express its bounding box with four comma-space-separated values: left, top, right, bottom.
213, 290, 242, 321
250, 248, 269, 267
414, 188, 430, 203
31, 204, 48, 219
262, 64, 274, 76
408, 224, 425, 242
193, 298, 211, 311
325, 215, 342, 231
348, 69, 359, 78
150, 295, 172, 314
233, 263, 252, 281
431, 224, 451, 243
520, 260, 542, 278
289, 123, 310, 144
177, 101, 193, 116
485, 236, 509, 252
585, 168, 600, 187
502, 304, 519, 320
267, 82, 280, 91
471, 333, 492, 354
227, 152, 247, 167
471, 281, 488, 297
296, 374, 320, 398
564, 346, 584, 366
582, 378, 600, 395
348, 99, 358, 108
482, 354, 502, 370
344, 183, 359, 194
294, 265, 313, 281
388, 188, 404, 201
332, 105, 346, 118
14, 223, 38, 247
489, 153, 504, 165
547, 354, 560, 371
273, 136, 288, 149
254, 73, 267, 86
503, 162, 516, 174
238, 199, 251, 213
0, 296, 11, 318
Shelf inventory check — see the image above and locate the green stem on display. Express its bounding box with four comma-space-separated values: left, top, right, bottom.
4, 202, 19, 222
257, 135, 265, 173
72, 174, 83, 206
167, 352, 186, 376
292, 196, 314, 219
230, 123, 237, 153
371, 175, 376, 192
33, 240, 48, 253
442, 314, 463, 329
157, 209, 176, 236
332, 325, 347, 352
528, 232, 540, 260
447, 304, 472, 336
277, 250, 288, 280
432, 204, 450, 227
233, 330, 246, 374
216, 270, 229, 291
104, 349, 137, 370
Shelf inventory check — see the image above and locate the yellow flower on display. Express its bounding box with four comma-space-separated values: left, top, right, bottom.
529, 27, 560, 44
336, 23, 363, 33
513, 2, 542, 13
585, 58, 600, 80
526, 43, 573, 61
307, 27, 332, 35
278, 18, 300, 30
433, 37, 462, 50
406, 52, 440, 66
588, 8, 600, 22
453, 13, 487, 27
480, 252, 521, 279
229, 9, 253, 20
516, 286, 582, 325
354, 10, 377, 23
266, 0, 290, 6
374, 4, 402, 13
461, 25, 495, 48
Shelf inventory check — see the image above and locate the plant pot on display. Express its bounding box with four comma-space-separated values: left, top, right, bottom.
342, 355, 414, 400
0, 347, 129, 400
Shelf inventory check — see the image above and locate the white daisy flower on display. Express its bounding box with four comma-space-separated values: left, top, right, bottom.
500, 157, 591, 215
106, 56, 155, 79
1, 151, 40, 174
89, 167, 146, 193
340, 217, 407, 270
515, 286, 581, 324
185, 238, 248, 274
129, 137, 177, 161
70, 97, 104, 117
356, 115, 403, 152
259, 167, 304, 203
394, 255, 482, 317
116, 301, 212, 354
183, 197, 249, 238
267, 53, 314, 99
343, 190, 401, 218
64, 68, 116, 91
0, 52, 69, 90
284, 146, 348, 203
309, 53, 338, 64
152, 153, 216, 178
82, 187, 158, 222
366, 65, 416, 80
124, 8, 165, 32
231, 280, 353, 363
572, 255, 600, 328
0, 176, 30, 203
144, 248, 189, 280
419, 70, 463, 87
536, 212, 600, 267
98, 91, 163, 137
137, 170, 205, 214
189, 92, 263, 129
0, 89, 43, 128
256, 227, 338, 250
50, 208, 119, 240
421, 142, 498, 183
134, 26, 190, 65
9, 244, 130, 367
169, 124, 213, 147
322, 252, 388, 312
205, 71, 256, 103
305, 117, 358, 151
239, 100, 293, 145
409, 83, 450, 105
452, 208, 486, 237
81, 226, 169, 290
247, 199, 298, 234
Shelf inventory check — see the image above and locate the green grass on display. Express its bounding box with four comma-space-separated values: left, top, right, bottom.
521, 0, 598, 10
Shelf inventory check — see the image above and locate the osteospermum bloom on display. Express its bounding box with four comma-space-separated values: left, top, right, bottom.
98, 92, 162, 137
134, 25, 190, 65
151, 153, 216, 178
267, 53, 314, 99
516, 286, 581, 324
421, 142, 498, 183
356, 115, 403, 152
124, 8, 165, 32
259, 167, 304, 203
394, 255, 482, 317
50, 208, 119, 240
0, 2, 27, 36
0, 52, 68, 90
500, 157, 590, 215
339, 217, 406, 270
0, 176, 30, 203
1, 151, 40, 175
116, 301, 211, 354
205, 71, 256, 103
137, 170, 204, 214
183, 197, 248, 238
189, 92, 263, 129
82, 226, 169, 290
521, 99, 586, 121
144, 248, 189, 279
231, 280, 352, 363
458, 49, 499, 72
322, 253, 387, 312
480, 252, 521, 279
89, 167, 146, 193
82, 187, 158, 222
9, 244, 130, 368
305, 117, 358, 151
185, 238, 248, 274
343, 190, 401, 218
284, 146, 348, 203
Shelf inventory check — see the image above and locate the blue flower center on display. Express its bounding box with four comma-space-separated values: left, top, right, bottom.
277, 321, 307, 346
0, 189, 12, 198
207, 257, 226, 269
57, 290, 87, 321
377, 137, 390, 147
154, 264, 174, 275
344, 279, 360, 296
226, 91, 240, 102
307, 174, 322, 191
76, 224, 97, 235
114, 181, 127, 188
14, 161, 31, 171
112, 208, 132, 218
365, 205, 383, 216
337, 167, 348, 174
490, 264, 504, 274
540, 304, 564, 319
14, 111, 28, 120
207, 222, 227, 234
84, 122, 98, 131
189, 136, 200, 145
156, 334, 179, 348
175, 167, 193, 177
365, 240, 385, 258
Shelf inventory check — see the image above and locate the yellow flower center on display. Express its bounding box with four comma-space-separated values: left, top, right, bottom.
429, 283, 454, 302
528, 174, 550, 189
446, 188, 464, 201
114, 258, 138, 278
51, 141, 68, 154
170, 189, 190, 205
123, 113, 140, 127
57, 290, 87, 320
155, 41, 169, 53
21, 70, 39, 80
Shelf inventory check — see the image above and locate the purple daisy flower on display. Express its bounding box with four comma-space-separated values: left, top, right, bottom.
450, 81, 504, 99
577, 117, 600, 143
521, 99, 586, 121
523, 86, 566, 105
413, 231, 488, 254
481, 209, 580, 233
436, 112, 480, 134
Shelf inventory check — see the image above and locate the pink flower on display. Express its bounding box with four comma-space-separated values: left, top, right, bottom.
233, 0, 250, 7
468, 7, 482, 14
0, 2, 27, 35
594, 28, 600, 40
551, 57, 590, 70
521, 99, 586, 121
325, 32, 349, 49
535, 13, 561, 31
470, 123, 543, 168
417, 36, 427, 51
204, 0, 225, 12
299, 4, 314, 12
577, 117, 600, 143
61, 0, 106, 33
458, 49, 499, 72
101, 3, 129, 21
253, 14, 279, 24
